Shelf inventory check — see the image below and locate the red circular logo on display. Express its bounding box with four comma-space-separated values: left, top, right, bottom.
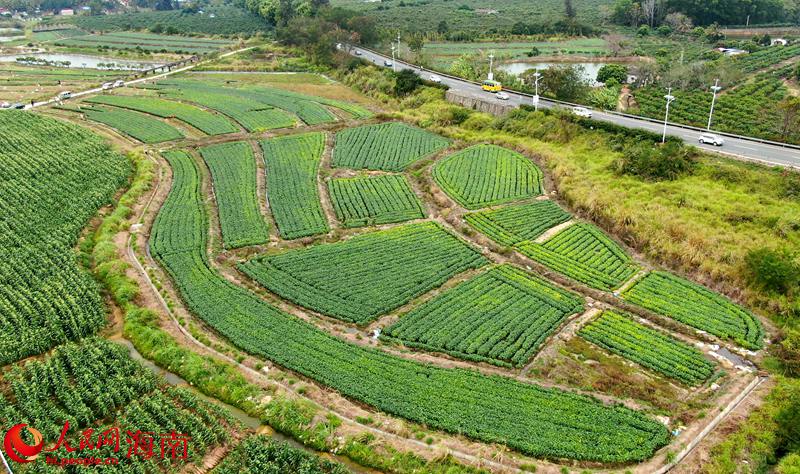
4, 424, 44, 464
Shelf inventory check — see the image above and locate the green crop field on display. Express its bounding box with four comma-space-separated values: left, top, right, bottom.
332, 122, 450, 171
384, 265, 584, 367
433, 144, 543, 209
240, 222, 488, 324
518, 223, 640, 291
328, 174, 425, 227
214, 435, 349, 474
87, 94, 238, 135
81, 105, 185, 143
423, 38, 611, 69
151, 150, 670, 462
0, 112, 130, 365
69, 5, 268, 36
579, 311, 716, 386
0, 338, 231, 469
260, 132, 329, 240
465, 200, 572, 247
56, 31, 233, 54
622, 271, 765, 350
199, 141, 269, 248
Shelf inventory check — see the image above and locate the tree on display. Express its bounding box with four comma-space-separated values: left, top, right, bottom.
779, 96, 800, 139
744, 247, 800, 294
614, 140, 697, 180
540, 65, 589, 102
642, 0, 656, 26
393, 69, 422, 96
597, 64, 628, 84
437, 19, 449, 34
564, 0, 575, 18
664, 12, 693, 32
346, 15, 378, 44
407, 33, 424, 54
154, 0, 173, 10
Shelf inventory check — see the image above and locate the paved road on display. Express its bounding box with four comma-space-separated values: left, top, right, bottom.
351, 47, 800, 169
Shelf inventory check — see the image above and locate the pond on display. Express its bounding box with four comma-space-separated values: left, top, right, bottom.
0, 52, 163, 70
498, 61, 610, 84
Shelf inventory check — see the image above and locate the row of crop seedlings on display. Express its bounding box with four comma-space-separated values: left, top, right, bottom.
332, 122, 450, 172
86, 95, 238, 136
622, 272, 764, 350
735, 43, 800, 73
199, 142, 269, 249
260, 132, 329, 240
240, 222, 489, 324
0, 112, 131, 365
578, 311, 716, 385
154, 83, 297, 132
81, 105, 184, 143
151, 150, 671, 463
518, 223, 640, 292
1, 338, 233, 473
432, 144, 544, 209
327, 174, 426, 228
383, 264, 584, 367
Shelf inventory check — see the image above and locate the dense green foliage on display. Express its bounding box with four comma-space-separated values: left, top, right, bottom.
613, 140, 697, 181
260, 132, 329, 239
0, 112, 129, 365
328, 174, 425, 227
57, 31, 233, 54
1, 339, 231, 472
240, 222, 488, 324
199, 141, 269, 248
70, 6, 269, 36
622, 271, 764, 349
596, 64, 628, 84
333, 122, 449, 171
214, 435, 349, 474
82, 105, 184, 143
150, 150, 671, 462
87, 95, 238, 135
579, 311, 715, 385
744, 247, 800, 295
384, 265, 584, 367
465, 200, 572, 247
433, 144, 543, 209
518, 223, 640, 291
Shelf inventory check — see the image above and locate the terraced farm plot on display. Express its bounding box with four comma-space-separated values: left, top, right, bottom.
260, 132, 329, 239
328, 174, 425, 227
151, 150, 671, 463
579, 311, 715, 385
240, 222, 488, 324
0, 112, 130, 365
433, 144, 543, 209
57, 31, 232, 54
87, 95, 238, 135
82, 105, 184, 143
215, 435, 349, 474
384, 265, 584, 367
200, 142, 269, 248
622, 271, 764, 350
465, 200, 572, 246
151, 79, 363, 126
332, 122, 449, 171
518, 223, 639, 291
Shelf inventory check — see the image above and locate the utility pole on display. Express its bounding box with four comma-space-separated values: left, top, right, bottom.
707, 79, 722, 131
390, 44, 397, 72
532, 71, 541, 111
488, 52, 494, 81
0, 448, 13, 474
663, 87, 675, 143
396, 32, 401, 62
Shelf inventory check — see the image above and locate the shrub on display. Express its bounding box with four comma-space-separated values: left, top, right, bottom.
394, 69, 423, 96
613, 140, 697, 180
596, 64, 628, 84
744, 247, 800, 295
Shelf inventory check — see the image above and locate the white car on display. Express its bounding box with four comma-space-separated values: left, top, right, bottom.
58, 91, 72, 100
699, 133, 724, 146
354, 50, 362, 56
383, 60, 393, 67
571, 106, 592, 118
113, 80, 125, 88
429, 74, 441, 83
0, 102, 10, 109
496, 91, 510, 100
101, 82, 113, 90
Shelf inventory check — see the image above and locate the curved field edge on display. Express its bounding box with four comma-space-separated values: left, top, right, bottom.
149, 149, 670, 464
